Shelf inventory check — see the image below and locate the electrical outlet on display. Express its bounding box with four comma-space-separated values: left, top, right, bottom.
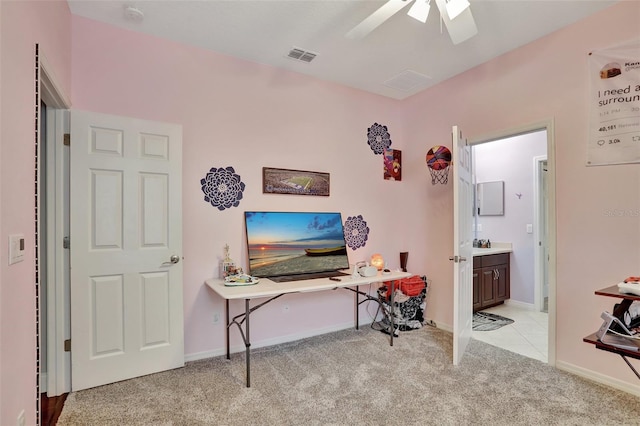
213, 313, 220, 324
17, 410, 25, 426
283, 304, 290, 313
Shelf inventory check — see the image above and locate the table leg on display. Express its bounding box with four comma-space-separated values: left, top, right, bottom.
226, 299, 230, 360
355, 285, 360, 330
621, 354, 640, 380
245, 298, 251, 388
390, 280, 395, 346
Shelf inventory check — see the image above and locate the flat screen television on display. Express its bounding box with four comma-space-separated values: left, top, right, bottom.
244, 211, 350, 282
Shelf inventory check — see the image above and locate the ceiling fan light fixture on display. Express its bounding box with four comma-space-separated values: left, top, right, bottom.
445, 0, 470, 20
123, 5, 144, 22
407, 0, 431, 23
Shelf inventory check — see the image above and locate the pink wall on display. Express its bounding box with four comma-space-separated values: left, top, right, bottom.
70, 2, 640, 390
0, 1, 71, 425
2, 3, 638, 421
402, 2, 640, 387
71, 16, 408, 357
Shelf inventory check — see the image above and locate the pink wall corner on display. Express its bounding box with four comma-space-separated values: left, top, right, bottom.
0, 1, 71, 425
402, 1, 640, 387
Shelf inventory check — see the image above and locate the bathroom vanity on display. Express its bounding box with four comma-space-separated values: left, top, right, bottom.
472, 245, 511, 312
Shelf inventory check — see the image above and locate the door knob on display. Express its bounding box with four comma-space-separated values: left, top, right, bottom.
170, 255, 180, 264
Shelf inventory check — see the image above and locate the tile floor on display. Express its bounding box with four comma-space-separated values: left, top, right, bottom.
472, 303, 548, 363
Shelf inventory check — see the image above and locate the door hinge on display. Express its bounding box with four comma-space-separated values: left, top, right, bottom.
64, 339, 71, 352
63, 236, 70, 249
63, 133, 70, 146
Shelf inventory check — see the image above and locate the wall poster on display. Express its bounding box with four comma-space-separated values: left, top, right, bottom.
587, 39, 640, 166
383, 149, 401, 181
262, 167, 330, 196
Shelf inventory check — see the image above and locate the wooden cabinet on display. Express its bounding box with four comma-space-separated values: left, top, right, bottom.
472, 253, 510, 312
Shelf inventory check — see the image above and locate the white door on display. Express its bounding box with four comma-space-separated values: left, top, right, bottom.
452, 125, 473, 365
70, 110, 184, 391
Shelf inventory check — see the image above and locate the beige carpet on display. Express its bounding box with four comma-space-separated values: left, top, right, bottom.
58, 326, 640, 425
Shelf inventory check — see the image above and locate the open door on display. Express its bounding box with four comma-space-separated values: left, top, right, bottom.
70, 110, 184, 391
452, 125, 473, 365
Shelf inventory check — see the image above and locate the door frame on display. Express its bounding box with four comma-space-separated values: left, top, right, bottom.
533, 155, 548, 313
469, 119, 557, 366
39, 52, 72, 396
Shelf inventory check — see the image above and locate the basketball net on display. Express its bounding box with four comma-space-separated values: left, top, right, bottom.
428, 165, 450, 185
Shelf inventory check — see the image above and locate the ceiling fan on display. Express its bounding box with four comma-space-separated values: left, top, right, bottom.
346, 0, 478, 45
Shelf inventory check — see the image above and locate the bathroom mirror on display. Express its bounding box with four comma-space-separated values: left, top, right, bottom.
477, 181, 504, 216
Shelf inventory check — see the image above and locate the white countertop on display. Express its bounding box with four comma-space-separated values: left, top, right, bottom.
472, 242, 512, 257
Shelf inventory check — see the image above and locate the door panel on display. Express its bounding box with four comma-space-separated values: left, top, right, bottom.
452, 125, 473, 365
70, 110, 184, 391
495, 264, 509, 300
481, 269, 495, 306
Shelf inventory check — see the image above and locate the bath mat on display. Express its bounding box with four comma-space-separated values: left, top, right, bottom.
473, 312, 514, 331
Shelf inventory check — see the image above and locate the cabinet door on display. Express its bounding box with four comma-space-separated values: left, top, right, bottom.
495, 264, 509, 302
481, 268, 496, 307
473, 269, 482, 311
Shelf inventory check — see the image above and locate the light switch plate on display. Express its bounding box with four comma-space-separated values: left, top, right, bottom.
526, 224, 533, 234
9, 234, 25, 265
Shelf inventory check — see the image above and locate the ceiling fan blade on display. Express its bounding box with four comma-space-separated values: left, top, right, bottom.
346, 0, 414, 40
434, 0, 477, 45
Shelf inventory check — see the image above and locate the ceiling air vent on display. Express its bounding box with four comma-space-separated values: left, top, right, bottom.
287, 47, 317, 63
383, 70, 432, 92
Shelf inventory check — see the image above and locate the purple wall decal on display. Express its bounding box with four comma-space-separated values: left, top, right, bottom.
200, 166, 246, 211
344, 215, 370, 250
367, 123, 392, 154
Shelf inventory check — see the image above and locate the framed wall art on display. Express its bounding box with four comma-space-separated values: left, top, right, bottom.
383, 149, 401, 181
262, 167, 330, 196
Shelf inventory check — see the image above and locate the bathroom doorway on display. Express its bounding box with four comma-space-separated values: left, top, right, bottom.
469, 124, 554, 364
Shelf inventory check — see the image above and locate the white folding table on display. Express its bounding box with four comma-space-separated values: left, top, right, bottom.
205, 270, 411, 387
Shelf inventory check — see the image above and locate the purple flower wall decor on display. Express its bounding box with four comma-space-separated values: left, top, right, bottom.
367, 123, 392, 155
200, 166, 246, 211
344, 215, 369, 250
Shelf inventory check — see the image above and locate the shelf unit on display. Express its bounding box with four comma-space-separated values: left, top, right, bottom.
583, 285, 640, 380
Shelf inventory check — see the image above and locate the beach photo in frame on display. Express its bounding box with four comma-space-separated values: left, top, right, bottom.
262, 167, 330, 196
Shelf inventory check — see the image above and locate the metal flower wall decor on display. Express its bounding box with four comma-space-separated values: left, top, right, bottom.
367, 122, 392, 155
200, 166, 246, 211
344, 215, 370, 250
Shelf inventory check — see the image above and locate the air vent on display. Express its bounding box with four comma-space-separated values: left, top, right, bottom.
287, 47, 318, 63
383, 70, 432, 92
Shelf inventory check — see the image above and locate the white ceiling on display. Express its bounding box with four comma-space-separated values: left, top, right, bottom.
67, 0, 618, 100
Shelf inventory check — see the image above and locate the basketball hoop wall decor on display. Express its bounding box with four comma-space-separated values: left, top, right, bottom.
426, 145, 452, 185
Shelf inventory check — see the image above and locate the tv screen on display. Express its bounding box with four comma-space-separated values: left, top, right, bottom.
244, 211, 350, 280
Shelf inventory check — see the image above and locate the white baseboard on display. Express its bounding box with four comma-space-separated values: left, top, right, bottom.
556, 360, 640, 397
431, 319, 451, 333
185, 320, 374, 363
